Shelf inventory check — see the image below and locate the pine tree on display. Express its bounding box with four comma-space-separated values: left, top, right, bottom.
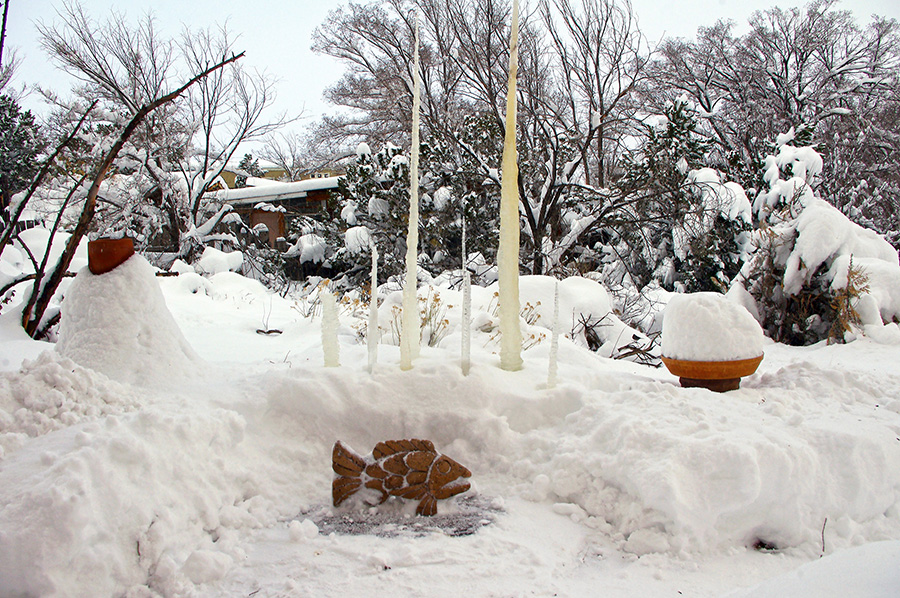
235, 153, 266, 188
614, 98, 748, 292
0, 95, 44, 224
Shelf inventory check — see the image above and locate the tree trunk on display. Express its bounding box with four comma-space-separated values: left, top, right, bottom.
531, 239, 543, 275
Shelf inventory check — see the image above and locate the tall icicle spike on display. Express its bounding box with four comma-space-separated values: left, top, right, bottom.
367, 240, 379, 373
400, 12, 422, 371
498, 0, 522, 371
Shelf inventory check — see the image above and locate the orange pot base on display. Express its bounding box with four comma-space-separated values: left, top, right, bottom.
661, 355, 763, 393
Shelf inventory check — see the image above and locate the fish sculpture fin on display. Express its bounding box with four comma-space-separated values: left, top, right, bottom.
332, 476, 362, 506
333, 441, 367, 507
372, 439, 435, 460
332, 441, 365, 477
416, 495, 438, 516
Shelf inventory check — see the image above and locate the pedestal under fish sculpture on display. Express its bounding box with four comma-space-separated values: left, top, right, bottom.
332, 439, 472, 516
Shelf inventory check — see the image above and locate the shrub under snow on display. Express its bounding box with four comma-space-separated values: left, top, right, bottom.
737, 138, 900, 344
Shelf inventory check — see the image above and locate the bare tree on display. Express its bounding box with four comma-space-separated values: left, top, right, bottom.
37, 1, 292, 258
649, 0, 900, 238
19, 52, 243, 337
313, 0, 650, 274
540, 0, 646, 187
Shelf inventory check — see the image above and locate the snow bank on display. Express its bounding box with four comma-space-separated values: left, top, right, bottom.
194, 246, 243, 276
2, 267, 900, 597
0, 400, 263, 597
0, 351, 139, 459
731, 540, 900, 597
57, 256, 204, 386
662, 292, 764, 361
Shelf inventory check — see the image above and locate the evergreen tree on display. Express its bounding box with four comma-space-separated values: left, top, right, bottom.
235, 153, 266, 188
327, 143, 412, 285
0, 95, 44, 224
613, 98, 751, 292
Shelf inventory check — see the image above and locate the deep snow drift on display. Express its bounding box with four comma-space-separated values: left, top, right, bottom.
0, 258, 899, 597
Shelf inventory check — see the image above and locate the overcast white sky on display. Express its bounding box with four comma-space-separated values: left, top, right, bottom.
6, 0, 900, 129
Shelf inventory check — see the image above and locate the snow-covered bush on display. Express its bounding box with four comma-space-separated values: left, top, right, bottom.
323, 142, 471, 289
736, 132, 900, 344
193, 246, 243, 276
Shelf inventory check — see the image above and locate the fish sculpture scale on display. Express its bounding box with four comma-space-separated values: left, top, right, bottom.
332, 439, 472, 516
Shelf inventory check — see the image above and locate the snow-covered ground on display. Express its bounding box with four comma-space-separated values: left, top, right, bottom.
1, 255, 899, 597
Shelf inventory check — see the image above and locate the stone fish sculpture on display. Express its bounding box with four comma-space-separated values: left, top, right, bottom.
332, 439, 472, 516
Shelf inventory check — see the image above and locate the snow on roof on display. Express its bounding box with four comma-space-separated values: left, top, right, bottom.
215, 177, 342, 206
243, 176, 282, 187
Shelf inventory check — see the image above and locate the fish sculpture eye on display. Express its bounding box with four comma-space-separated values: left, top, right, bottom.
436, 459, 451, 474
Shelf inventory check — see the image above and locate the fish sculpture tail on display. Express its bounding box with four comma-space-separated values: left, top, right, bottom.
332, 440, 366, 506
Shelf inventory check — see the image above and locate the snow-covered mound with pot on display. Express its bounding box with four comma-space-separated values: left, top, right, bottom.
662, 292, 765, 361
56, 255, 204, 386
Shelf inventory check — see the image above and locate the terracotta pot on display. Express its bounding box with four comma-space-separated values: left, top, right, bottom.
661, 354, 763, 392
88, 237, 135, 275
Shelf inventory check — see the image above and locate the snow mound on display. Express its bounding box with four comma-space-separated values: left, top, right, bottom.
731, 540, 900, 598
662, 292, 764, 361
0, 351, 138, 460
491, 275, 646, 357
56, 256, 204, 386
194, 246, 243, 276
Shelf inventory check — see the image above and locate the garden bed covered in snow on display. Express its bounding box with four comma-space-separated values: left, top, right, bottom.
0, 257, 899, 597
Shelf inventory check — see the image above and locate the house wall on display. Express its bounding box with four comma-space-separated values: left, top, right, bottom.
305, 189, 330, 213
250, 210, 286, 247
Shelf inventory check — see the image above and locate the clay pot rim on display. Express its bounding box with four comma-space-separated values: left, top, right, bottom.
87, 237, 135, 275
660, 354, 763, 380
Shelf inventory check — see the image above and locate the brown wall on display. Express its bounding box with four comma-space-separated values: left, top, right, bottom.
250, 210, 286, 247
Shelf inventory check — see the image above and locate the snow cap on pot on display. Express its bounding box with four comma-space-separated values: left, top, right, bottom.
661, 292, 765, 391
662, 292, 764, 362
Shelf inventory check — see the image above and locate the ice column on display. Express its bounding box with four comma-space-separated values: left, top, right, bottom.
547, 281, 560, 388
367, 240, 379, 373
400, 14, 422, 371
461, 204, 472, 376
321, 287, 340, 368
498, 0, 523, 371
